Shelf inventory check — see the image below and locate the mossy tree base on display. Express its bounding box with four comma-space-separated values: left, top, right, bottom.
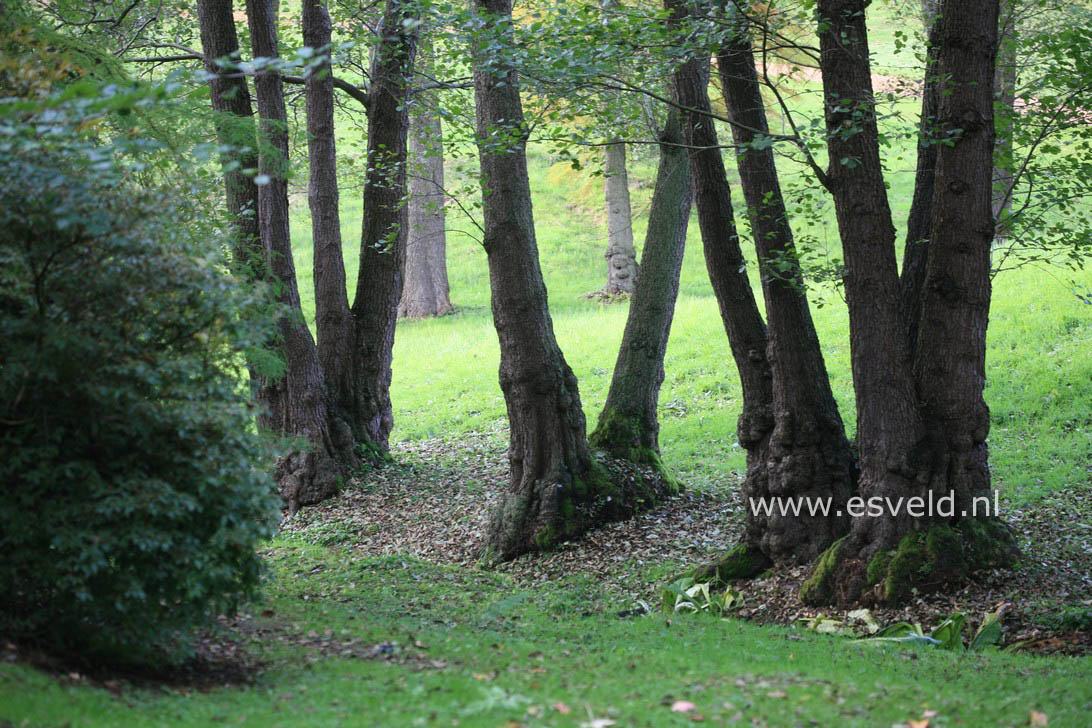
589, 408, 681, 493
799, 519, 1018, 607
688, 543, 773, 589
488, 455, 677, 561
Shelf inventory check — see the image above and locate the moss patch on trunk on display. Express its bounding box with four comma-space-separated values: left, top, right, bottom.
590, 408, 680, 492
688, 543, 773, 588
800, 519, 1018, 606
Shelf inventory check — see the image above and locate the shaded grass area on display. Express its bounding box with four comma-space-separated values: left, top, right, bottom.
3, 544, 1090, 727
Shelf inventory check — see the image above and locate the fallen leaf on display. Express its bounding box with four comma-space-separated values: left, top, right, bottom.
671, 700, 697, 713
1030, 711, 1048, 726
766, 691, 787, 699
553, 702, 572, 715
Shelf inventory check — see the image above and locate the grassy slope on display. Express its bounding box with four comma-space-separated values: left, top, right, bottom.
3, 545, 1090, 727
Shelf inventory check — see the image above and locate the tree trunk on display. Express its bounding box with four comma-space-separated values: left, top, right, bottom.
246, 0, 357, 509
349, 0, 417, 450
603, 141, 638, 295
992, 0, 1017, 237
399, 51, 453, 320
197, 0, 267, 416
590, 109, 690, 478
900, 16, 940, 357
912, 0, 1009, 554
302, 0, 355, 425
801, 0, 1014, 606
920, 0, 940, 29
717, 22, 855, 565
472, 0, 663, 561
800, 0, 926, 605
668, 1, 773, 577
197, 0, 262, 275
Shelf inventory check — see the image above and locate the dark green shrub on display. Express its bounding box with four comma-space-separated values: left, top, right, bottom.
0, 84, 281, 664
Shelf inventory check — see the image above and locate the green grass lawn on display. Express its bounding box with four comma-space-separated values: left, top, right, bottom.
3, 544, 1090, 727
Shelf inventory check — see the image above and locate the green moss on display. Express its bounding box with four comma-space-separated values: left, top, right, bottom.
799, 536, 847, 606
355, 438, 392, 465
559, 498, 575, 521
957, 517, 1018, 567
924, 525, 965, 573
865, 549, 893, 585
578, 460, 615, 500
882, 531, 928, 603
690, 543, 772, 588
589, 408, 643, 456
589, 408, 682, 494
533, 524, 556, 549
877, 520, 1015, 604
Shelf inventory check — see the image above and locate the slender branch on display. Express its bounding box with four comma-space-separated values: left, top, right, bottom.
587, 74, 821, 165
745, 1, 831, 190
411, 79, 474, 94
125, 54, 203, 63
111, 0, 142, 29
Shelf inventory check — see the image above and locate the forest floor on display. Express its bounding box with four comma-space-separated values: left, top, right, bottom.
283, 432, 1092, 657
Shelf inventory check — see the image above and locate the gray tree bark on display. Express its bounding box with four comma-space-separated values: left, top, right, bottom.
667, 0, 774, 578
900, 14, 940, 358
347, 0, 417, 449
197, 0, 262, 279
801, 0, 1014, 606
302, 0, 354, 424
197, 0, 265, 410
993, 0, 1017, 236
603, 141, 638, 295
472, 0, 663, 561
399, 70, 453, 319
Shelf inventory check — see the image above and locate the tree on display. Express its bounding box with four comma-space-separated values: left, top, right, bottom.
302, 0, 354, 414
658, 0, 855, 579
399, 39, 454, 319
196, 0, 263, 280
667, 2, 775, 576
800, 0, 1015, 606
243, 0, 360, 509
714, 5, 855, 566
349, 0, 419, 448
598, 0, 639, 298
602, 141, 639, 295
471, 0, 667, 560
199, 0, 420, 506
590, 106, 691, 476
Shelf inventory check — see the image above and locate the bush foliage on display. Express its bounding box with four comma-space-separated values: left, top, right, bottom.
0, 83, 281, 664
